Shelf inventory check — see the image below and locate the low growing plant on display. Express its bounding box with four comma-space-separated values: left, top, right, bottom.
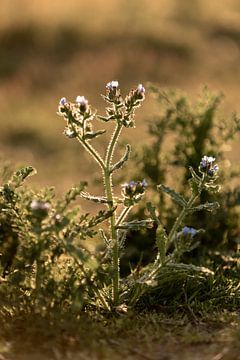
0, 81, 227, 314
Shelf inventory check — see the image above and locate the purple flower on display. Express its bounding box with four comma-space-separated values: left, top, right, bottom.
59, 97, 67, 106
121, 180, 147, 198
199, 155, 219, 176
200, 156, 215, 170
182, 226, 197, 237
207, 164, 219, 177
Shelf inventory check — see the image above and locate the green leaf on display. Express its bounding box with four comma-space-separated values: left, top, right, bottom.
110, 144, 131, 173
146, 202, 161, 225
80, 192, 111, 204
156, 224, 168, 265
188, 178, 199, 196
116, 219, 154, 230
9, 166, 37, 189
188, 202, 220, 212
157, 184, 187, 207
83, 129, 106, 140
189, 167, 202, 183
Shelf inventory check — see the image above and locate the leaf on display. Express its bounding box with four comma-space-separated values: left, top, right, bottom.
204, 183, 221, 194
110, 144, 131, 173
99, 229, 110, 246
80, 192, 111, 204
9, 166, 37, 189
83, 129, 106, 140
64, 242, 89, 263
155, 224, 168, 265
188, 178, 199, 196
116, 219, 154, 230
188, 202, 220, 212
157, 184, 187, 207
146, 202, 161, 225
64, 182, 87, 204
189, 167, 202, 183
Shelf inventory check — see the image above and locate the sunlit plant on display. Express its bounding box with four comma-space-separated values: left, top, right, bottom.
57, 81, 220, 311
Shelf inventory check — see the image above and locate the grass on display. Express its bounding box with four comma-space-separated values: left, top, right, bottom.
1, 310, 240, 360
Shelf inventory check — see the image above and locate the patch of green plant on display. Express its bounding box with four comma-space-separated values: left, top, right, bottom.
126, 85, 240, 271
0, 81, 237, 315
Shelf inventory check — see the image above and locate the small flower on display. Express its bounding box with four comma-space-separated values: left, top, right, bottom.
199, 156, 215, 170
181, 226, 197, 237
76, 96, 89, 112
121, 180, 147, 198
30, 200, 51, 212
59, 97, 67, 106
106, 80, 119, 91
199, 155, 219, 176
30, 200, 51, 219
208, 164, 219, 177
136, 84, 145, 96
141, 179, 148, 187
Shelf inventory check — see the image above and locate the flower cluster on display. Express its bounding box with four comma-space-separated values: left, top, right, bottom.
105, 80, 122, 105
101, 81, 146, 128
199, 156, 219, 177
58, 95, 97, 140
121, 180, 147, 206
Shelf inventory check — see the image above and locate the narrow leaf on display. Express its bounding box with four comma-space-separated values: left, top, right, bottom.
157, 184, 187, 207
110, 144, 131, 173
188, 202, 220, 212
83, 129, 106, 140
117, 219, 154, 230
80, 192, 111, 204
156, 224, 168, 265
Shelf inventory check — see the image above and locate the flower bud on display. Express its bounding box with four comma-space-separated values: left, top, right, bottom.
76, 96, 89, 113
106, 80, 119, 91
30, 200, 51, 219
136, 84, 145, 99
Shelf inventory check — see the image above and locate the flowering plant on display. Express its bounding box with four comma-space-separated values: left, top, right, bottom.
56, 82, 220, 311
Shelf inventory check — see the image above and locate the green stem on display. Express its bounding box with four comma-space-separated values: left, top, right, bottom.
167, 193, 198, 249
104, 121, 123, 306
167, 177, 205, 249
116, 206, 133, 227
76, 135, 105, 170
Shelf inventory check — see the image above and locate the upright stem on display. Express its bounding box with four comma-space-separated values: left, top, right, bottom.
76, 135, 105, 170
104, 121, 123, 305
167, 183, 203, 248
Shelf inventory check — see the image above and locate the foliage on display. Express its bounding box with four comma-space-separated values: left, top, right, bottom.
126, 85, 240, 272
0, 82, 238, 316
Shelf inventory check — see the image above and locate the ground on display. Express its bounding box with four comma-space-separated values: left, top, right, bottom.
1, 310, 239, 360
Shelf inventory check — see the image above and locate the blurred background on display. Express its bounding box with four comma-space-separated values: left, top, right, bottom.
1, 0, 240, 193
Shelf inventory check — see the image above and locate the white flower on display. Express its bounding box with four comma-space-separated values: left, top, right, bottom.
76, 96, 88, 106
106, 80, 119, 90
136, 84, 145, 95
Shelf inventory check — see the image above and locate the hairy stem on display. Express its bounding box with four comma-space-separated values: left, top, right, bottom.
167, 194, 197, 248
76, 135, 105, 170
116, 206, 133, 227
104, 121, 123, 306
